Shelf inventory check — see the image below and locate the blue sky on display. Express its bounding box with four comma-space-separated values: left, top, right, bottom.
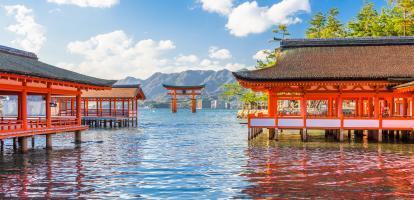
0, 0, 388, 79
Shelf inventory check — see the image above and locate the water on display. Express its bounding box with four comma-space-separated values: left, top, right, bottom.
1, 109, 414, 199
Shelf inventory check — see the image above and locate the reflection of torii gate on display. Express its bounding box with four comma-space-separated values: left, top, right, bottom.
163, 84, 205, 113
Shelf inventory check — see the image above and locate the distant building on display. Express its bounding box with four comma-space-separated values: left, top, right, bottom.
211, 100, 231, 109
197, 99, 211, 109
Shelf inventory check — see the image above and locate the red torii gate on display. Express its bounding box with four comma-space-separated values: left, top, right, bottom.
163, 84, 205, 113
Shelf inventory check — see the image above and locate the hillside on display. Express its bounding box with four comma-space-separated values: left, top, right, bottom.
115, 69, 236, 101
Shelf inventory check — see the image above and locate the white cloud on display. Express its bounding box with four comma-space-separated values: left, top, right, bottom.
47, 0, 119, 8
199, 0, 233, 15
175, 54, 199, 63
4, 5, 46, 53
208, 47, 231, 60
60, 30, 250, 79
62, 30, 175, 79
253, 49, 270, 61
197, 59, 247, 71
200, 0, 310, 37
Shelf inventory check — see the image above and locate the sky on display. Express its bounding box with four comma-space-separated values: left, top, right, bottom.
0, 0, 388, 80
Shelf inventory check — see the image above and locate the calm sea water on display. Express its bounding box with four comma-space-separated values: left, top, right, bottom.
1, 109, 414, 199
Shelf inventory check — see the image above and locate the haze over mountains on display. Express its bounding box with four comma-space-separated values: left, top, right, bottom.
115, 69, 236, 101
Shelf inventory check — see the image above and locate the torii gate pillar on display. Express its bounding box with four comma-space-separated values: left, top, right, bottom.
171, 91, 177, 113
191, 94, 197, 113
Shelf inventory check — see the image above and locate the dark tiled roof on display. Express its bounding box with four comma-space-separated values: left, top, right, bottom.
234, 37, 414, 82
281, 36, 414, 49
0, 46, 116, 87
162, 84, 205, 89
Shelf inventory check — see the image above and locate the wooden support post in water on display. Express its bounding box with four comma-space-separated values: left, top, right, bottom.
0, 140, 3, 152
18, 137, 28, 153
378, 130, 383, 142
268, 128, 275, 140
13, 138, 17, 151
248, 128, 251, 140
301, 129, 308, 142
46, 134, 53, 149
75, 131, 82, 144
274, 129, 279, 141
31, 136, 35, 148
339, 129, 344, 142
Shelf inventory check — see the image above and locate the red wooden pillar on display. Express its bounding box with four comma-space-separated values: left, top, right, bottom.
368, 97, 373, 118
122, 99, 125, 116
46, 83, 52, 127
268, 92, 276, 116
403, 98, 408, 116
300, 97, 308, 141
127, 99, 130, 117
114, 99, 117, 116
301, 97, 307, 126
109, 99, 112, 116
374, 96, 380, 118
135, 98, 139, 126
275, 95, 279, 123
64, 99, 68, 115
390, 98, 394, 117
71, 98, 75, 116
191, 91, 196, 113
99, 99, 103, 116
411, 96, 414, 117
338, 95, 344, 141
76, 89, 81, 125
85, 98, 89, 116
96, 98, 99, 116
328, 97, 333, 117
171, 90, 177, 113
21, 81, 28, 130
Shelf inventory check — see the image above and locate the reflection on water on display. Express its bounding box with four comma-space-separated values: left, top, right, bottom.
0, 109, 414, 199
243, 135, 414, 199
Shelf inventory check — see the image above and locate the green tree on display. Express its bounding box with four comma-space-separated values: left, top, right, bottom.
348, 3, 381, 37
390, 0, 414, 35
255, 50, 277, 69
273, 24, 290, 40
255, 24, 289, 69
221, 83, 267, 110
321, 8, 346, 38
306, 12, 326, 38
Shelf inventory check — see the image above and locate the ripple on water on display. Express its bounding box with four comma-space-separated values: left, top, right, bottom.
1, 109, 414, 199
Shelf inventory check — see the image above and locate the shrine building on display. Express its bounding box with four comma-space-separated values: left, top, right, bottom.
233, 37, 414, 142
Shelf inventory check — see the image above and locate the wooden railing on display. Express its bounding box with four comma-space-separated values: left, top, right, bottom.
0, 119, 23, 132
59, 109, 137, 118
0, 117, 79, 134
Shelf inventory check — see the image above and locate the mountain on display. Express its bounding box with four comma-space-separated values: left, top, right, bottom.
115, 69, 236, 101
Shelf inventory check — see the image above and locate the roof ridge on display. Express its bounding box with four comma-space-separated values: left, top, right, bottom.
0, 45, 38, 60
281, 37, 414, 49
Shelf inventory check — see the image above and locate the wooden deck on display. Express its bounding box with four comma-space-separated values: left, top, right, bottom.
0, 125, 88, 140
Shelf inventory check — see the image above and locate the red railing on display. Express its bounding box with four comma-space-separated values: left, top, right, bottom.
0, 117, 79, 134
59, 109, 137, 118
0, 119, 23, 132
